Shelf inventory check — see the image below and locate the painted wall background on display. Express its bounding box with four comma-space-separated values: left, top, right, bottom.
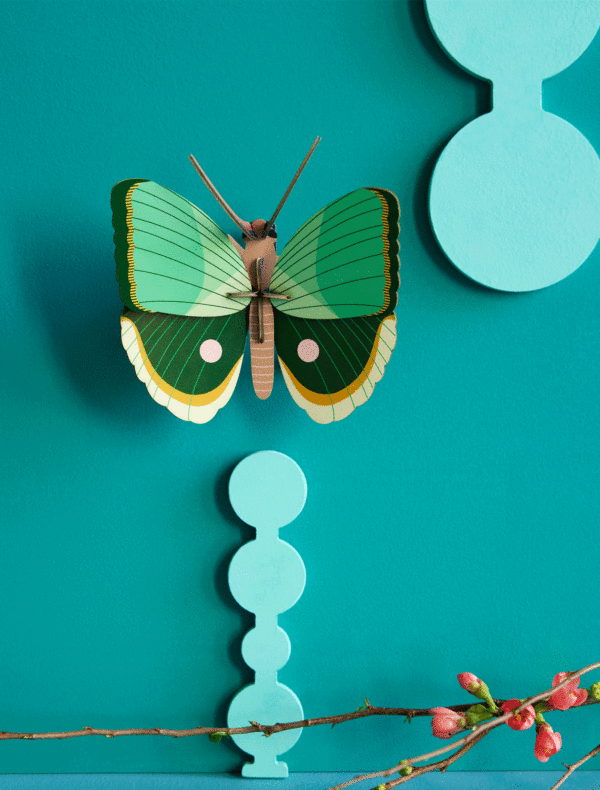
1, 0, 599, 775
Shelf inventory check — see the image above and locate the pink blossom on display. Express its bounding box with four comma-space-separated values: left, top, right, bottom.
430, 707, 467, 739
501, 699, 535, 731
534, 724, 562, 762
457, 673, 481, 692
548, 672, 588, 711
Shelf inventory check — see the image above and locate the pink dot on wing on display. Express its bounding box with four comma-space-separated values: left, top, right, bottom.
199, 339, 222, 363
297, 339, 319, 363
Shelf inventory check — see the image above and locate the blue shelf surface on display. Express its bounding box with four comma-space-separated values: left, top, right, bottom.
0, 774, 599, 789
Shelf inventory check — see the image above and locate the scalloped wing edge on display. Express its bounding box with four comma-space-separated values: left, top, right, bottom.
278, 315, 397, 424
120, 315, 243, 424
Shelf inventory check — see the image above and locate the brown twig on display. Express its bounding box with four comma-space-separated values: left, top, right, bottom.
328, 730, 489, 790
2, 662, 597, 754
550, 742, 600, 789
1, 695, 598, 742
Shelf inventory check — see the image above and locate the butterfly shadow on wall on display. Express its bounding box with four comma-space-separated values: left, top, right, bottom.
15, 204, 158, 426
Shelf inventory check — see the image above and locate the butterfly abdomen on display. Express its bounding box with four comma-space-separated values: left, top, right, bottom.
249, 299, 274, 399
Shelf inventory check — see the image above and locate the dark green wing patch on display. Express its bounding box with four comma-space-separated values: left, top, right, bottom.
120, 307, 248, 423
274, 311, 397, 423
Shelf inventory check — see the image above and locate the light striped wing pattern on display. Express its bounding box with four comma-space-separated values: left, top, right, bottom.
112, 179, 251, 317
270, 188, 399, 319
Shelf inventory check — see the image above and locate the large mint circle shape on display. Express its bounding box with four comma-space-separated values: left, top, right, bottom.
228, 539, 306, 615
228, 682, 303, 758
229, 451, 307, 529
429, 111, 600, 291
426, 0, 600, 292
425, 1, 600, 83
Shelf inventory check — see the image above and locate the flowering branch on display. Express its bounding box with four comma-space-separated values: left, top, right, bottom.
322, 662, 600, 790
3, 695, 598, 741
2, 662, 598, 790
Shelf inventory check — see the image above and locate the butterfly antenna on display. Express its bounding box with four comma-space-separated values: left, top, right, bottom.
263, 136, 321, 237
188, 155, 254, 237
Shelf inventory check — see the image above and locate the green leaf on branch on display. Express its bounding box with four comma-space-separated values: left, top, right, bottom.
208, 731, 230, 743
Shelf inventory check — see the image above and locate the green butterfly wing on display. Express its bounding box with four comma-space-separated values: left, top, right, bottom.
270, 188, 399, 319
274, 312, 397, 423
120, 308, 248, 423
112, 179, 251, 316
271, 187, 400, 422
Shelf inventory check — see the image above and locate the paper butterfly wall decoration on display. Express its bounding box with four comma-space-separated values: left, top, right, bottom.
111, 138, 400, 424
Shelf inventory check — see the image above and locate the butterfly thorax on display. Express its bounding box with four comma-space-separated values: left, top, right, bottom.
228, 221, 284, 400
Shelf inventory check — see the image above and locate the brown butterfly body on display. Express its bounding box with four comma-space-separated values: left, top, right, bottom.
228, 222, 280, 399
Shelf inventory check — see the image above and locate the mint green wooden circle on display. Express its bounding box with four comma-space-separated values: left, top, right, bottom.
228, 538, 306, 615
242, 625, 291, 672
227, 681, 304, 773
426, 1, 600, 84
228, 451, 307, 529
426, 0, 600, 292
429, 110, 600, 291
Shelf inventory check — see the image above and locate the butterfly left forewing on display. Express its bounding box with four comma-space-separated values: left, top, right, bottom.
271, 188, 400, 422
120, 308, 248, 423
112, 179, 251, 316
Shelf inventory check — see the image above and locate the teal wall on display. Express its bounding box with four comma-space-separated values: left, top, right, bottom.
1, 0, 599, 775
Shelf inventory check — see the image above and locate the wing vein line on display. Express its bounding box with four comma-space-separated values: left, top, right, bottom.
274, 194, 380, 268
276, 241, 384, 292
283, 317, 335, 418
284, 272, 383, 303
186, 314, 237, 419
271, 205, 382, 286
132, 193, 243, 267
165, 319, 215, 404
132, 220, 248, 289
127, 314, 174, 368
301, 317, 357, 411
132, 262, 244, 296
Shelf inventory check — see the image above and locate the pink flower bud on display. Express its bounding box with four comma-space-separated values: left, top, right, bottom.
501, 699, 535, 731
430, 707, 467, 739
549, 672, 588, 711
534, 723, 562, 762
457, 673, 481, 692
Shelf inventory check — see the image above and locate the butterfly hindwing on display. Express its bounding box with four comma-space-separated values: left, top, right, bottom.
112, 179, 251, 317
274, 312, 397, 424
120, 308, 249, 423
270, 188, 399, 319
